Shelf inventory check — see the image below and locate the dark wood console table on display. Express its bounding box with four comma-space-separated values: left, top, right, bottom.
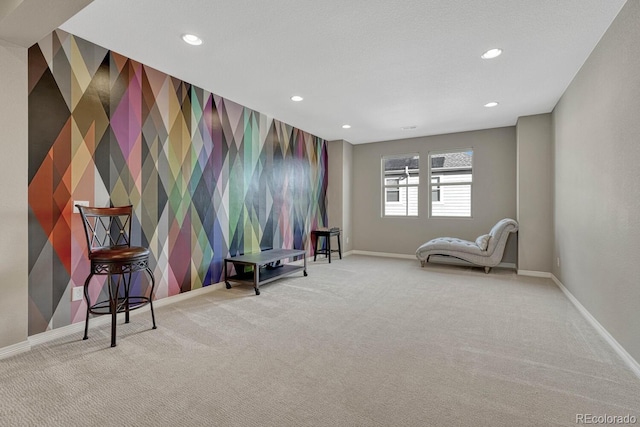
224, 249, 307, 295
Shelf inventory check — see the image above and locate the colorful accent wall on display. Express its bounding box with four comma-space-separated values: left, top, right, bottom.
27, 30, 328, 335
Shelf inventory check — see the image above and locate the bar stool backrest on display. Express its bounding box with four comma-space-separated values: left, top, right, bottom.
77, 205, 133, 255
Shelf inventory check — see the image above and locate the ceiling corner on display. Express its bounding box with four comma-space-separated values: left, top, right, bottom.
0, 0, 93, 47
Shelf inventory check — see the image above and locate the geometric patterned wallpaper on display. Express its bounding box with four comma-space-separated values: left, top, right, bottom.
27, 30, 328, 336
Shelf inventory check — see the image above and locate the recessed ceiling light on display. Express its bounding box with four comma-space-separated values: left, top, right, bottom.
290, 95, 304, 102
401, 126, 417, 130
342, 124, 351, 129
484, 101, 499, 107
182, 34, 203, 46
481, 48, 502, 59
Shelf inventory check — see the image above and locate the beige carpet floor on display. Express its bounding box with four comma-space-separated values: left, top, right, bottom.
1, 255, 639, 426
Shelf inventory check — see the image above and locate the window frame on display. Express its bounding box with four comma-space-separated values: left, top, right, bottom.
381, 153, 420, 217
428, 149, 473, 218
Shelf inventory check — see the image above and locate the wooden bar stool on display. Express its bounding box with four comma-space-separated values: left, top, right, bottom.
76, 205, 157, 347
312, 228, 342, 263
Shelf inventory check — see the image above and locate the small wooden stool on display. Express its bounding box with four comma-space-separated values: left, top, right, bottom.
312, 228, 342, 263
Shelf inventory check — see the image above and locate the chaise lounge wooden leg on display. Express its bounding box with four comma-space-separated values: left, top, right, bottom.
420, 260, 426, 267
484, 266, 491, 274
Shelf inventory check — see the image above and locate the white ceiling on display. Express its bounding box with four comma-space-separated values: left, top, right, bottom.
60, 0, 626, 144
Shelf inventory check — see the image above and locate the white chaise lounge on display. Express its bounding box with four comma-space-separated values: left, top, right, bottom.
415, 218, 518, 273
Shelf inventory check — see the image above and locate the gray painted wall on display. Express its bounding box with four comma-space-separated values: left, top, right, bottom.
0, 40, 28, 348
0, 0, 92, 354
327, 140, 344, 231
342, 141, 353, 252
516, 114, 553, 272
552, 0, 640, 362
352, 127, 517, 260
327, 139, 353, 253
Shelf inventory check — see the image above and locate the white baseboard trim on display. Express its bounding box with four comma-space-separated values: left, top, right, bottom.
152, 281, 225, 309
497, 262, 517, 270
551, 274, 640, 379
351, 250, 415, 260
351, 251, 517, 270
28, 319, 104, 347
307, 250, 354, 261
0, 340, 31, 360
428, 255, 516, 270
26, 281, 226, 348
517, 270, 552, 278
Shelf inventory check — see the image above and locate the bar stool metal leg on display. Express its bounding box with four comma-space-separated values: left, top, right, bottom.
146, 267, 157, 330
108, 273, 118, 347
83, 274, 93, 341
124, 272, 131, 324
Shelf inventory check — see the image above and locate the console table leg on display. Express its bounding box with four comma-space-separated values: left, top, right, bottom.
254, 265, 260, 295
303, 254, 308, 276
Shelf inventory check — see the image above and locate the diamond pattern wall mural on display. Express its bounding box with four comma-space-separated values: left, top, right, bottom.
28, 30, 328, 335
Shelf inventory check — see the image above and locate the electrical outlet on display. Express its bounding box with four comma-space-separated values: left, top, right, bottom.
71, 287, 84, 301
73, 201, 90, 213
556, 257, 560, 267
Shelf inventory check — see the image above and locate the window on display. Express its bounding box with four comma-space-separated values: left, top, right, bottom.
429, 150, 472, 217
386, 188, 400, 202
384, 178, 400, 202
431, 177, 440, 202
382, 154, 419, 216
